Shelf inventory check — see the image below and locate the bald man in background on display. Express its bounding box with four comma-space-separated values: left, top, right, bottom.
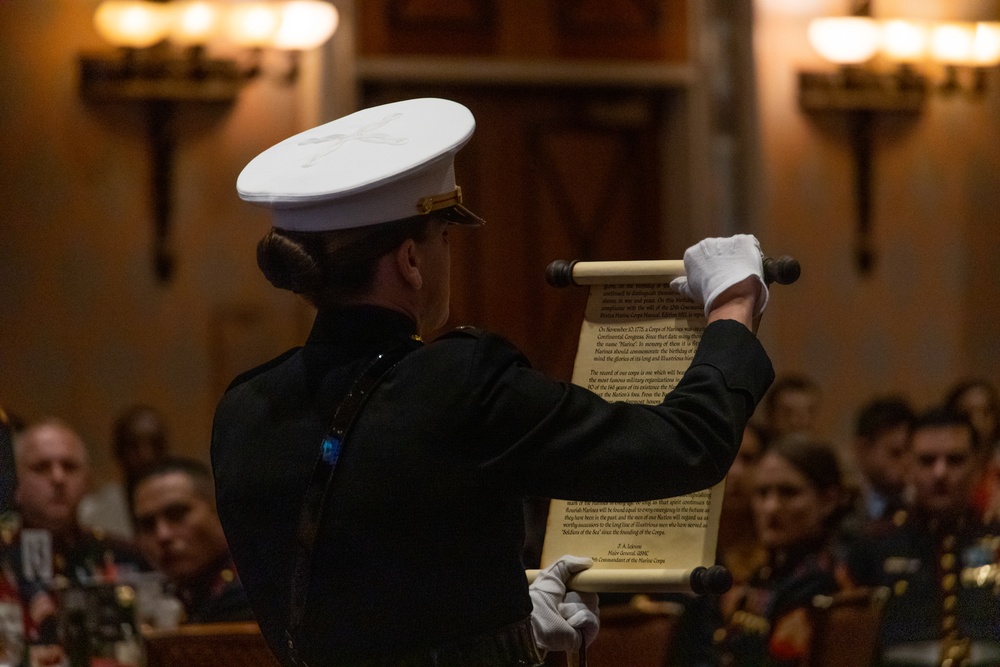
7, 419, 145, 587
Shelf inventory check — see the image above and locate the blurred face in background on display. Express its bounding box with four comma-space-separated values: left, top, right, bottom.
752, 451, 836, 550
769, 389, 820, 439
725, 426, 764, 513
133, 471, 229, 585
908, 425, 977, 517
115, 409, 168, 479
856, 424, 910, 496
14, 422, 90, 535
953, 386, 998, 448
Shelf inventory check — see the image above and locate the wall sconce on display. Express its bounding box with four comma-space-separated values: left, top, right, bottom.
79, 1, 338, 282
798, 1, 1000, 276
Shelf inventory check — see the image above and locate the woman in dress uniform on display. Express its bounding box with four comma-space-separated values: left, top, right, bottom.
211, 98, 775, 666
716, 437, 845, 667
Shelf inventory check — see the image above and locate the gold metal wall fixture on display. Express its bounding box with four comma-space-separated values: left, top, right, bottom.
79, 1, 338, 281
798, 0, 999, 276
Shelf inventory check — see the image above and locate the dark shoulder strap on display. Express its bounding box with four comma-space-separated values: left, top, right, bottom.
285, 338, 421, 665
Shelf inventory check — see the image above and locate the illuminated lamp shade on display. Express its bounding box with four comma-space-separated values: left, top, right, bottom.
224, 2, 281, 47
880, 20, 929, 63
93, 1, 170, 48
972, 22, 1000, 66
273, 1, 339, 50
929, 22, 976, 64
169, 2, 221, 47
808, 17, 881, 65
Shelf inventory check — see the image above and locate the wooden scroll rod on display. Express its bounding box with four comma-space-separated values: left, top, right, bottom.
546, 256, 801, 288
524, 565, 733, 594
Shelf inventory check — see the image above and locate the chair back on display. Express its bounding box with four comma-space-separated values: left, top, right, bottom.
144, 621, 280, 667
807, 587, 889, 667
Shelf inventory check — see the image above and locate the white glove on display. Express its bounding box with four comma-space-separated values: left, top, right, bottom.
670, 234, 768, 317
529, 555, 600, 652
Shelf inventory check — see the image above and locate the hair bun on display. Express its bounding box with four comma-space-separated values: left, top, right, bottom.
256, 229, 325, 294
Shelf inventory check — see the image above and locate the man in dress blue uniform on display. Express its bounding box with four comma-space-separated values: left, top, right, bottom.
212, 98, 774, 666
838, 396, 916, 552
2, 418, 146, 662
851, 396, 915, 525
132, 458, 253, 624
846, 407, 1000, 667
9, 419, 146, 586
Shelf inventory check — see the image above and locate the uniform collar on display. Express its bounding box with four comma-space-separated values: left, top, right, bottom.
910, 506, 974, 535
767, 536, 829, 575
308, 305, 418, 345
173, 552, 239, 608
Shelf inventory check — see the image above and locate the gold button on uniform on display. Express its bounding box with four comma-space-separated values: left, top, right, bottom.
942, 573, 957, 591
894, 580, 908, 596
944, 594, 957, 611
941, 553, 956, 570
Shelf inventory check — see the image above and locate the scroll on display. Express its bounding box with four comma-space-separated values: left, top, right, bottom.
527, 257, 798, 594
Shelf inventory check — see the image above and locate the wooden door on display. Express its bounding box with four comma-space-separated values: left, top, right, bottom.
364, 84, 670, 380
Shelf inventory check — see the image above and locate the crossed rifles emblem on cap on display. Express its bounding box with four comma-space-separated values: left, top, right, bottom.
298, 113, 410, 168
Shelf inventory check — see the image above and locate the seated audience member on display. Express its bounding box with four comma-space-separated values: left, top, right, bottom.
78, 404, 171, 539
666, 424, 772, 667
762, 375, 822, 442
719, 423, 769, 585
945, 380, 1000, 452
0, 411, 25, 665
2, 418, 146, 655
131, 458, 252, 623
10, 418, 145, 584
113, 405, 171, 490
845, 407, 1000, 667
716, 437, 845, 667
945, 380, 1000, 520
0, 408, 14, 516
849, 396, 915, 525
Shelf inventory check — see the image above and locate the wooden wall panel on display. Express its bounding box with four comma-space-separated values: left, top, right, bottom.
361, 0, 499, 57
359, 0, 688, 62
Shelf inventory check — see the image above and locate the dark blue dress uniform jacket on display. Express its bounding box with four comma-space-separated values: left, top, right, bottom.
716, 544, 839, 667
846, 509, 1000, 655
211, 305, 774, 665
